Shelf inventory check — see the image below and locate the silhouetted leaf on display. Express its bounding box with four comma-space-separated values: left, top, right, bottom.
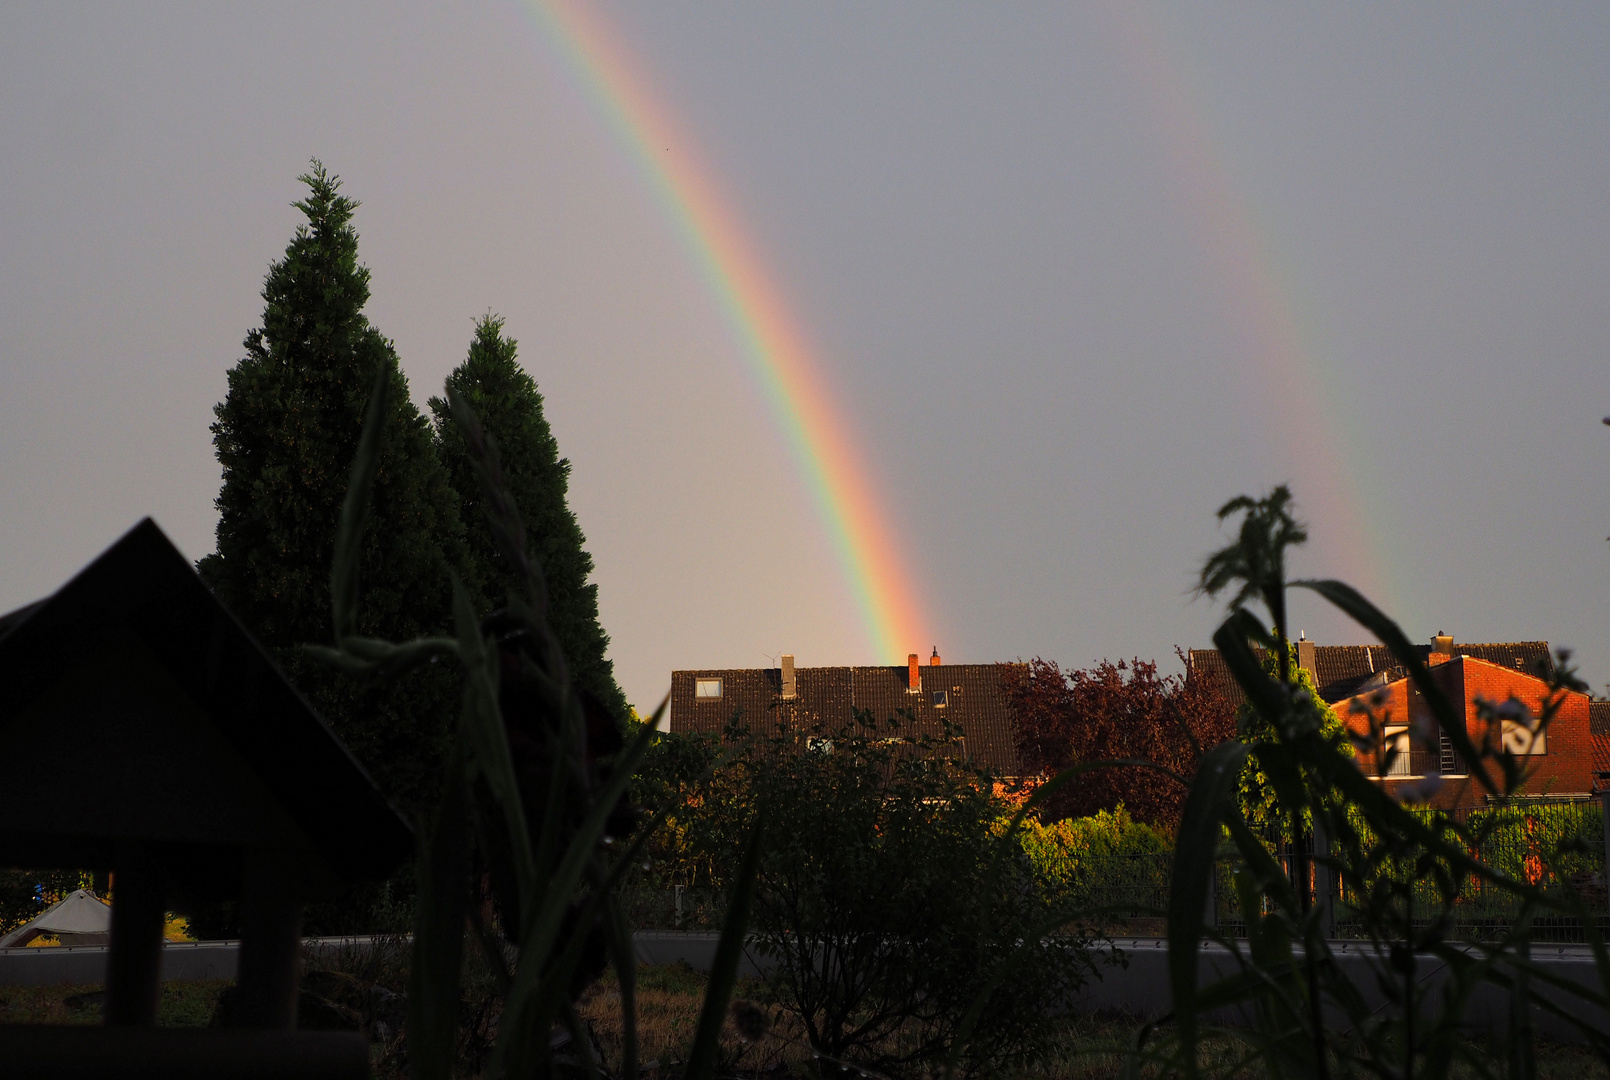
409, 741, 469, 1080
685, 808, 767, 1080
1167, 738, 1246, 1077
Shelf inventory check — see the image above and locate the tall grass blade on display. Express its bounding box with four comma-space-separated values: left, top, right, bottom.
516, 826, 661, 1079
450, 575, 540, 909
603, 893, 641, 1080
1211, 612, 1287, 724
410, 741, 470, 1080
1167, 738, 1247, 1079
684, 808, 768, 1080
495, 717, 660, 1080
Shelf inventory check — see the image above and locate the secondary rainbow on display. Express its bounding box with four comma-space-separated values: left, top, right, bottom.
517, 0, 927, 661
1109, 1, 1401, 614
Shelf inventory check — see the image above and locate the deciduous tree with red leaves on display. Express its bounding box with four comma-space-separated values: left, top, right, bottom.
1004, 653, 1235, 831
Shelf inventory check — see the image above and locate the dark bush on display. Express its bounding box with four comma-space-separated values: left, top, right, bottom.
678, 710, 1105, 1078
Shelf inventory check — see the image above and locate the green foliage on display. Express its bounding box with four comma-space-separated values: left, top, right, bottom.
632, 728, 727, 888
202, 161, 467, 817
1015, 808, 1173, 932
1234, 646, 1352, 839
429, 315, 629, 728
1018, 806, 1169, 892
1197, 485, 1306, 654
0, 869, 91, 935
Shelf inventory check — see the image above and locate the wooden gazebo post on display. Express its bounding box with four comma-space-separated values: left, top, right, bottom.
233, 848, 305, 1029
104, 842, 165, 1027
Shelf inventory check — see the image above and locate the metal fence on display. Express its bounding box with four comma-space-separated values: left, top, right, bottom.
1208, 799, 1609, 943
1031, 852, 1173, 937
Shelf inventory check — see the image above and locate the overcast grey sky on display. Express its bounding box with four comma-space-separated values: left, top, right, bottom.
2, 3, 1606, 711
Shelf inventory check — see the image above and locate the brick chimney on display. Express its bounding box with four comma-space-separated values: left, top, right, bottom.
1296, 633, 1316, 680
1430, 632, 1453, 665
781, 654, 796, 699
930, 646, 941, 666
908, 653, 921, 692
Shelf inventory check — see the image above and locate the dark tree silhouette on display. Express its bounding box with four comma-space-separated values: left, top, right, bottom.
430, 315, 630, 727
202, 161, 468, 817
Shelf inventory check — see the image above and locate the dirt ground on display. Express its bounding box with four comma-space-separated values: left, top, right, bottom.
2, 970, 1605, 1079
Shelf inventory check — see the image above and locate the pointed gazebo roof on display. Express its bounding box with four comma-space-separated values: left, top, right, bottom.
0, 517, 411, 894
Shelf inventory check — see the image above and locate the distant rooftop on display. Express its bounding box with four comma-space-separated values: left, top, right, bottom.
669, 656, 1023, 777
1187, 639, 1554, 709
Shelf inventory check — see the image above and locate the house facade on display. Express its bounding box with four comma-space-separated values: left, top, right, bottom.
1341, 654, 1593, 807
1188, 635, 1597, 809
669, 650, 1023, 778
1580, 699, 1610, 794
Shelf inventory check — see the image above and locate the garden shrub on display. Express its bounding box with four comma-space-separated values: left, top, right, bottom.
1018, 806, 1170, 891
1235, 645, 1353, 840
668, 709, 1104, 1078
631, 726, 729, 889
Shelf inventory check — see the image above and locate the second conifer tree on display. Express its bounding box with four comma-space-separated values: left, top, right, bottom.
431, 316, 630, 728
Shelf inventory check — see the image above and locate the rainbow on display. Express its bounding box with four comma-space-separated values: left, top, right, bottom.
514, 1, 1398, 655
1108, 2, 1401, 616
517, 0, 928, 661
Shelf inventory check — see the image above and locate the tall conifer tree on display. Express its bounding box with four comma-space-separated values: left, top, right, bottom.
203, 162, 467, 815
430, 315, 630, 726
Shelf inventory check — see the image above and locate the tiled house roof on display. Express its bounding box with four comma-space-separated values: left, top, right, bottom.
1592, 700, 1610, 790
670, 662, 1023, 777
1187, 640, 1554, 709
1448, 643, 1555, 679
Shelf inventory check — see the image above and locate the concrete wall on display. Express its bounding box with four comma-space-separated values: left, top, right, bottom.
0, 941, 239, 986
0, 936, 392, 987
1076, 938, 1605, 1043
631, 931, 773, 978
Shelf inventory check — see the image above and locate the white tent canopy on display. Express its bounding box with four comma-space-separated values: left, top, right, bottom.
0, 889, 111, 948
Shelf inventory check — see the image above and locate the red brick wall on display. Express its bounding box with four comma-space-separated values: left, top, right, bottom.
1455, 657, 1593, 799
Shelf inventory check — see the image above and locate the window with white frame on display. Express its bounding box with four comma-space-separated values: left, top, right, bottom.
1500, 718, 1546, 755
1383, 726, 1411, 776
695, 678, 723, 700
